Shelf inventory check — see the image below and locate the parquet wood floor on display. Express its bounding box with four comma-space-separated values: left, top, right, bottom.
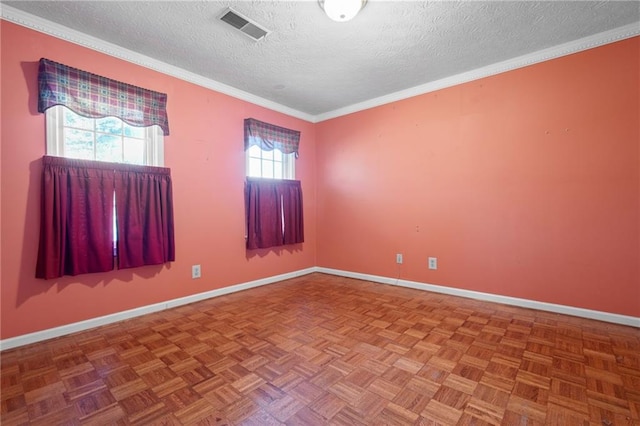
2, 273, 639, 425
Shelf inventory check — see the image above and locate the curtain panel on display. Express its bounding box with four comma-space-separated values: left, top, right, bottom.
115, 165, 175, 269
244, 118, 301, 158
38, 58, 170, 135
36, 157, 116, 279
245, 178, 304, 249
36, 156, 175, 279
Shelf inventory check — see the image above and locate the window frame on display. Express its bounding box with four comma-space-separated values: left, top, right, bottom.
45, 105, 164, 167
245, 145, 295, 180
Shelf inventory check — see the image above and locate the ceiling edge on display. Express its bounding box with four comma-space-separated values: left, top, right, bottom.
2, 5, 638, 124
0, 4, 315, 123
315, 22, 640, 122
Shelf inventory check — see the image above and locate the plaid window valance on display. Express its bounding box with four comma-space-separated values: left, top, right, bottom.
244, 118, 301, 158
37, 58, 170, 135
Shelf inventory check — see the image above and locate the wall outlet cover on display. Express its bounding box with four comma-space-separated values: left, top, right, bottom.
428, 257, 437, 270
192, 264, 201, 279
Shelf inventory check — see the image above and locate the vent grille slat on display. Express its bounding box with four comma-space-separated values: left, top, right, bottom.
242, 23, 268, 40
220, 11, 248, 30
219, 8, 270, 41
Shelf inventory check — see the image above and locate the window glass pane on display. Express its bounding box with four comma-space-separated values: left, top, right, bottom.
64, 108, 93, 130
96, 134, 123, 163
287, 153, 295, 179
274, 161, 283, 179
123, 124, 145, 139
246, 146, 294, 180
248, 145, 262, 158
96, 116, 123, 135
261, 160, 274, 178
248, 157, 262, 177
64, 128, 94, 160
123, 138, 145, 165
262, 149, 274, 160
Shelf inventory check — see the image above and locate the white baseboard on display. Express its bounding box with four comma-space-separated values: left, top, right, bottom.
2, 266, 637, 350
0, 267, 316, 351
316, 267, 640, 328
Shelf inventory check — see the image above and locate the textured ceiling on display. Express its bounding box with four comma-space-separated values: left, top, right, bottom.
3, 1, 640, 118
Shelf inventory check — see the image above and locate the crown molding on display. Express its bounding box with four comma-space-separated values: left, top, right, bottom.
0, 4, 316, 123
2, 5, 638, 124
314, 22, 640, 122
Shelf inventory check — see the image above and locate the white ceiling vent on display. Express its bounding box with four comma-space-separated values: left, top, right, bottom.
219, 8, 270, 41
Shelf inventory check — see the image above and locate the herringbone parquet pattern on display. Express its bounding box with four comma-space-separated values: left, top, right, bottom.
1, 273, 639, 425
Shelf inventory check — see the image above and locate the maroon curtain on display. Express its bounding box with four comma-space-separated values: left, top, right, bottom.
280, 180, 304, 245
36, 156, 115, 279
36, 156, 175, 279
245, 179, 282, 249
245, 178, 303, 249
115, 165, 175, 269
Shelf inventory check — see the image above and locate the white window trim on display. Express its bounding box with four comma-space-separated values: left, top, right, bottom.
45, 105, 164, 166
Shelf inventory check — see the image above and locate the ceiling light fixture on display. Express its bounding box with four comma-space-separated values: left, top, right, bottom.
319, 0, 367, 22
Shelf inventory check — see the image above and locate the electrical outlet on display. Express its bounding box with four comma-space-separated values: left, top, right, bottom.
192, 264, 201, 279
396, 253, 403, 264
428, 257, 437, 270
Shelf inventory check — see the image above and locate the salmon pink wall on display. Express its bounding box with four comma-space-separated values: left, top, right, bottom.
1, 22, 638, 343
1, 22, 316, 340
316, 38, 639, 317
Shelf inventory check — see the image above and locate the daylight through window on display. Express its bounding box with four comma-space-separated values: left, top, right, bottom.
46, 105, 164, 166
246, 145, 295, 179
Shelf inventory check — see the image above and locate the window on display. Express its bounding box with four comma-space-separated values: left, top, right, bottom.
46, 105, 164, 166
36, 58, 174, 279
46, 106, 164, 256
243, 118, 303, 249
246, 145, 295, 179
243, 118, 299, 180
